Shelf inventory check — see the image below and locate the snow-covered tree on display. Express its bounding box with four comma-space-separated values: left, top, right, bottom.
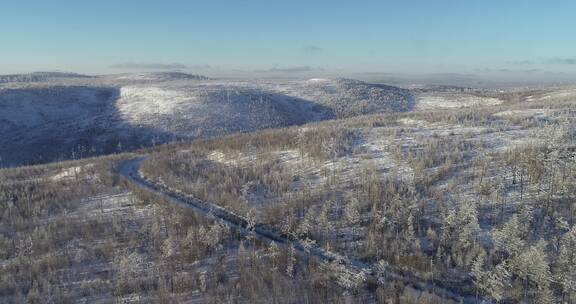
405, 212, 416, 241
343, 197, 361, 252
267, 241, 280, 270
471, 254, 510, 302
162, 236, 179, 259
323, 259, 365, 291
492, 215, 525, 257
286, 245, 296, 278
557, 227, 576, 302
438, 201, 481, 267
344, 197, 361, 227
198, 223, 224, 250
246, 210, 257, 231
317, 202, 333, 237
510, 240, 553, 304
297, 208, 315, 238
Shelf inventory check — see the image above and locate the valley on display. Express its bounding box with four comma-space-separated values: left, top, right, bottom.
1, 72, 575, 303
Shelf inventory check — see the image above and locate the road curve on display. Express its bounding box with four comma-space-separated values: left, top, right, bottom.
117, 157, 479, 303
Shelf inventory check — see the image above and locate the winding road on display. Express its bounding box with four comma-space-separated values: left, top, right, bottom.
118, 157, 479, 303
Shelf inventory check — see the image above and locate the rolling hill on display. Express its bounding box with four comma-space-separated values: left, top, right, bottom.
0, 73, 413, 167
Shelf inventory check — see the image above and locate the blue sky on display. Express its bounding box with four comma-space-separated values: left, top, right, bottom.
1, 0, 576, 80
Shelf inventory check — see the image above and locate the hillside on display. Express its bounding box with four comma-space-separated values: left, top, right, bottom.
0, 74, 413, 167
1, 84, 574, 303
138, 87, 576, 303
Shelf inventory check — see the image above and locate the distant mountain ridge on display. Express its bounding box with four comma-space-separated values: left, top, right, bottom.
0, 72, 93, 83
114, 72, 209, 81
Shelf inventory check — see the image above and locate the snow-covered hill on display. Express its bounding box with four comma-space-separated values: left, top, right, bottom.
113, 72, 209, 81
273, 78, 414, 117
116, 84, 330, 138
0, 73, 413, 167
0, 85, 120, 166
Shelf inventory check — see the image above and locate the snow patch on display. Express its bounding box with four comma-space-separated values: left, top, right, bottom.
275, 149, 301, 163
493, 108, 549, 118
117, 86, 191, 119
416, 93, 503, 110
397, 118, 428, 127
537, 89, 576, 102
306, 78, 330, 83
51, 164, 94, 181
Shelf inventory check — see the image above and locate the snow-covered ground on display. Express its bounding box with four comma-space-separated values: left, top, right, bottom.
416, 92, 504, 109
493, 108, 550, 119
539, 87, 576, 101
50, 163, 95, 181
